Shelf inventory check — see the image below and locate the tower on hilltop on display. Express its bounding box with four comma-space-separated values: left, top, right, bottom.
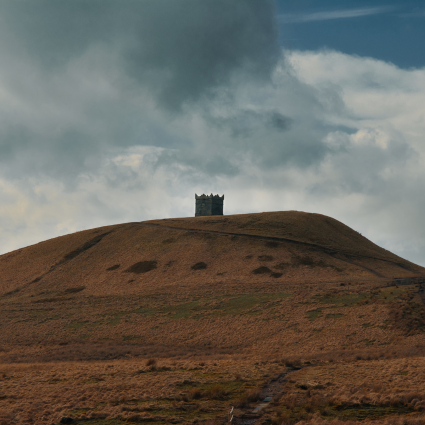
195, 194, 224, 217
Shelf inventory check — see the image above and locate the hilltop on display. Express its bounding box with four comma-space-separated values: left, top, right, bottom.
0, 211, 422, 299
2, 211, 425, 425
1, 210, 425, 362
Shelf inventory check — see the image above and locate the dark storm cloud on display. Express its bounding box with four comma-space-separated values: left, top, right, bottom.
0, 0, 284, 183
0, 1, 113, 68
0, 0, 279, 111
124, 1, 279, 110
270, 112, 292, 131
156, 149, 240, 178
208, 110, 292, 138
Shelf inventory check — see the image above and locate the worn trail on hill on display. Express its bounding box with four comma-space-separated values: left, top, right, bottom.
13, 230, 115, 295
138, 222, 399, 277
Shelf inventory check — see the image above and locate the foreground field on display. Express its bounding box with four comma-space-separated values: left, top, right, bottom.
0, 357, 269, 424
1, 212, 425, 424
2, 355, 425, 424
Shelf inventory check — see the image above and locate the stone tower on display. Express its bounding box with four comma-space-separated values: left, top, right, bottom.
195, 194, 224, 217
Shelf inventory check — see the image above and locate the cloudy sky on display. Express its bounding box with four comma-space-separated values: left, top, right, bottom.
1, 0, 425, 266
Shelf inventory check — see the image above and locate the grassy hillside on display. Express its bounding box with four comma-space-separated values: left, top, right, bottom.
147, 211, 410, 262
1, 211, 425, 424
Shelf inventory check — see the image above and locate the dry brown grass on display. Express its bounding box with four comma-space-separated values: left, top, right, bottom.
1, 352, 425, 424
0, 357, 274, 425
1, 211, 422, 299
0, 212, 424, 424
146, 211, 421, 268
2, 282, 425, 365
287, 356, 425, 407
295, 415, 425, 424
261, 356, 425, 424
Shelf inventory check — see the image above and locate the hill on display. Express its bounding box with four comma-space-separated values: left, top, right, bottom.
1, 210, 425, 361
1, 211, 425, 425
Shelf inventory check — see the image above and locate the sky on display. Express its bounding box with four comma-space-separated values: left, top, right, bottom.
1, 1, 425, 266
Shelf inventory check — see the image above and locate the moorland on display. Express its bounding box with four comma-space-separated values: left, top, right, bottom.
1, 211, 425, 425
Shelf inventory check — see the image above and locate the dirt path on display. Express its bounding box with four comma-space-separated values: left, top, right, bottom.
232, 368, 302, 425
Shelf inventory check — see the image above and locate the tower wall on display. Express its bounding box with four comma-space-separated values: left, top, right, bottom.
195, 194, 224, 217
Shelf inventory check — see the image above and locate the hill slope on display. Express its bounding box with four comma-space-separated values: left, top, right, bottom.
3, 211, 425, 425
0, 211, 425, 363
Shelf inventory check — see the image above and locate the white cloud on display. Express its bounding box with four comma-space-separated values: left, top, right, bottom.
278, 7, 394, 24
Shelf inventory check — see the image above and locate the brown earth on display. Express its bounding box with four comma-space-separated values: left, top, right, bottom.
1, 211, 425, 425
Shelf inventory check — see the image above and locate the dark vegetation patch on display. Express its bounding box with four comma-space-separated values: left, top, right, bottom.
274, 262, 290, 270
294, 255, 343, 271
307, 308, 324, 321
64, 286, 85, 294
191, 262, 207, 270
106, 264, 120, 271
125, 261, 158, 274
325, 313, 344, 319
265, 241, 280, 248
252, 266, 271, 275
273, 257, 342, 272
258, 255, 273, 261
252, 266, 283, 278
296, 255, 316, 266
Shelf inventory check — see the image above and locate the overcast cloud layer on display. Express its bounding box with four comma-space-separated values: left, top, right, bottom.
0, 1, 425, 266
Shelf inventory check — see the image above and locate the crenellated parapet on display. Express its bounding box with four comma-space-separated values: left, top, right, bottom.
195, 193, 224, 216
195, 193, 224, 199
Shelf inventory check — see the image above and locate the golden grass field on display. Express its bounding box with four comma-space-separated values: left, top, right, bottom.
1, 211, 425, 424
